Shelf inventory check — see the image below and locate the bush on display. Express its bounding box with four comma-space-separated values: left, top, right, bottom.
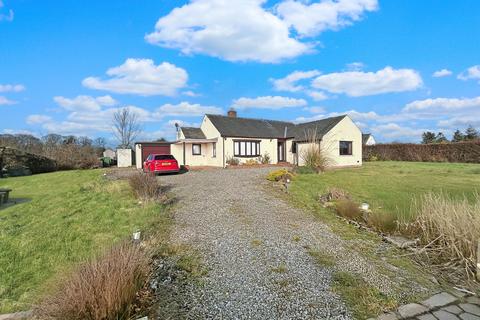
363, 141, 480, 163
128, 172, 162, 201
244, 159, 259, 166
266, 169, 295, 182
335, 200, 362, 221
259, 153, 271, 164
34, 242, 149, 320
226, 156, 239, 166
319, 187, 351, 204
402, 192, 480, 279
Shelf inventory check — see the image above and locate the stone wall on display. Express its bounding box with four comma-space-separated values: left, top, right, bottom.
0, 147, 57, 177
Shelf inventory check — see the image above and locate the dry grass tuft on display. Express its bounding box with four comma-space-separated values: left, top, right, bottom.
403, 192, 480, 279
335, 199, 362, 221
366, 211, 398, 234
128, 171, 162, 201
34, 241, 149, 320
300, 129, 333, 172
319, 187, 351, 204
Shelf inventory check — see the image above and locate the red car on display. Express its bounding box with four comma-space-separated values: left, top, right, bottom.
143, 154, 180, 174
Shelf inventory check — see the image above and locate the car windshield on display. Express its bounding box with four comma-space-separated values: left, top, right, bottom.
154, 155, 175, 160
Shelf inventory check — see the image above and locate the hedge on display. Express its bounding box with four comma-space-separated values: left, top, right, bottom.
0, 147, 57, 177
363, 141, 480, 163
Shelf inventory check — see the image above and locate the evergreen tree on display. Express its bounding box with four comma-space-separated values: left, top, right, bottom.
465, 125, 479, 141
421, 131, 436, 144
452, 129, 465, 142
435, 132, 448, 143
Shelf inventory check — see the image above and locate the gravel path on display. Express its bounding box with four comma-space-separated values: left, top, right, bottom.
156, 168, 430, 320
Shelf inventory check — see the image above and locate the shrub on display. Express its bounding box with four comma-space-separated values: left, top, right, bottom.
335, 200, 362, 221
226, 156, 240, 166
266, 169, 295, 182
244, 159, 259, 166
402, 192, 480, 279
259, 153, 271, 164
363, 141, 480, 163
300, 129, 332, 172
128, 172, 161, 201
34, 242, 149, 320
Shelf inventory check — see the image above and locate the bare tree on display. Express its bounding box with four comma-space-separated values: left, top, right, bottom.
112, 108, 142, 148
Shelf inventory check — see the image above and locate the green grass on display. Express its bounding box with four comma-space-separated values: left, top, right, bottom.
291, 161, 480, 221
0, 169, 171, 313
332, 271, 397, 319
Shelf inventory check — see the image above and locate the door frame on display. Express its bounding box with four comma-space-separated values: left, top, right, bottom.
277, 140, 286, 163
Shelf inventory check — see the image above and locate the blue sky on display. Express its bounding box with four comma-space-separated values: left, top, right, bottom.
1, 0, 479, 144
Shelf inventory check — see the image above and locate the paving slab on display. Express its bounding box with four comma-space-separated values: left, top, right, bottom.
422, 292, 458, 309
433, 310, 460, 320
417, 313, 437, 320
398, 303, 429, 319
443, 305, 464, 315
466, 297, 480, 305
459, 313, 480, 320
378, 312, 398, 320
460, 304, 480, 316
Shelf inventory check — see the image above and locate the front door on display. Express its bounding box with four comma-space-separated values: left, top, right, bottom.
277, 141, 285, 162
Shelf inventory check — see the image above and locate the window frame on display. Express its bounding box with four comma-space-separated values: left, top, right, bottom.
192, 143, 202, 156
339, 141, 353, 156
212, 142, 216, 158
233, 140, 261, 157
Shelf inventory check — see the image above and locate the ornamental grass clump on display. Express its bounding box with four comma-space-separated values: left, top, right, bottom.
403, 192, 480, 279
34, 242, 149, 320
300, 129, 332, 173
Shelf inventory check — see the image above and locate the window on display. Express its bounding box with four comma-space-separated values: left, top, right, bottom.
291, 142, 297, 154
339, 141, 353, 155
192, 144, 201, 155
154, 155, 174, 160
234, 140, 260, 157
212, 142, 216, 158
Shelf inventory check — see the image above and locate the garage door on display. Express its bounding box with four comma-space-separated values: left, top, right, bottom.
141, 144, 171, 164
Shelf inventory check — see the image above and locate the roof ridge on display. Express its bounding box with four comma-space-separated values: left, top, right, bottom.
206, 113, 294, 125
294, 114, 347, 127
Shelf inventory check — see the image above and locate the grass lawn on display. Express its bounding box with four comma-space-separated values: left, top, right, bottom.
290, 161, 480, 221
0, 169, 170, 313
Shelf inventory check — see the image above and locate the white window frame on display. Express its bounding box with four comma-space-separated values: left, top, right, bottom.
233, 140, 261, 157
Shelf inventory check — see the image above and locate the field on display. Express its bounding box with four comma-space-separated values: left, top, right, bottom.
290, 161, 480, 221
0, 170, 170, 313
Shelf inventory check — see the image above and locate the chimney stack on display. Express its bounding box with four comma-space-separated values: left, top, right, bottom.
227, 108, 237, 118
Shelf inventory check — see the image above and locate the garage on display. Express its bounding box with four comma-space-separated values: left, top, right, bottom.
134, 142, 172, 169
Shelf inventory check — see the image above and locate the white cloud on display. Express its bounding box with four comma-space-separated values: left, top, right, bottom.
0, 96, 16, 105
432, 69, 452, 78
311, 66, 423, 97
0, 84, 25, 92
26, 114, 52, 124
371, 123, 428, 140
182, 90, 200, 97
458, 65, 480, 83
232, 95, 307, 109
403, 96, 480, 112
305, 106, 326, 114
306, 90, 328, 101
82, 59, 188, 96
345, 62, 365, 71
146, 0, 376, 63
0, 0, 14, 22
271, 70, 320, 92
53, 95, 117, 111
153, 102, 223, 118
276, 0, 378, 37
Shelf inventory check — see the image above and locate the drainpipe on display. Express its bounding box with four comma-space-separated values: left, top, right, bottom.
183, 142, 186, 166
222, 137, 225, 168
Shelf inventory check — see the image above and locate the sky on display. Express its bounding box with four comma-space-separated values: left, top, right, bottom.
1, 0, 479, 144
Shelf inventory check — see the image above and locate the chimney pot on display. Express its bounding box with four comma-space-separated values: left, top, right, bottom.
227, 108, 237, 118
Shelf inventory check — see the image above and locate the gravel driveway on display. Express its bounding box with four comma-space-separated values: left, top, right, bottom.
155, 168, 430, 320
